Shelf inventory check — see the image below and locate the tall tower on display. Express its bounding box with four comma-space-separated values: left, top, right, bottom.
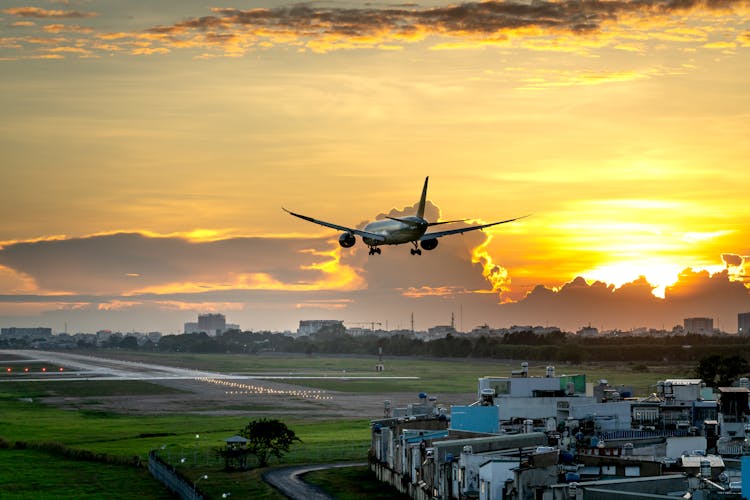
739, 312, 750, 336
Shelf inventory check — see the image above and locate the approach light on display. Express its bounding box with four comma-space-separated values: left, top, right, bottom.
6, 368, 10, 372
24, 368, 29, 372
59, 367, 64, 372
41, 367, 47, 372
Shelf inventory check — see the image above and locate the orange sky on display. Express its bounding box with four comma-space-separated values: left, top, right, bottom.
1, 0, 749, 332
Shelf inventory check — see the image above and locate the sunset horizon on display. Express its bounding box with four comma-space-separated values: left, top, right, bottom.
1, 0, 748, 333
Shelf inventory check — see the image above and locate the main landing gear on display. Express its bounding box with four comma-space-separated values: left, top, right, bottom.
368, 247, 382, 255
410, 243, 422, 256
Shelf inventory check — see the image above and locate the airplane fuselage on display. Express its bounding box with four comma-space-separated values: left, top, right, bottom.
284, 176, 526, 256
362, 216, 428, 246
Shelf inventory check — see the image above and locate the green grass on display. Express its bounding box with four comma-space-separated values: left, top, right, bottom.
180, 465, 285, 500
0, 380, 187, 399
304, 465, 410, 500
0, 389, 371, 498
0, 448, 171, 500
92, 351, 694, 395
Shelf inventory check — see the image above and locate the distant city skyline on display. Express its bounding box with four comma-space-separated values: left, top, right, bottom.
1, 1, 748, 334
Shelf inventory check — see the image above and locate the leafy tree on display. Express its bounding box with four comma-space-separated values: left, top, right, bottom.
119, 336, 139, 350
241, 418, 301, 467
696, 354, 750, 387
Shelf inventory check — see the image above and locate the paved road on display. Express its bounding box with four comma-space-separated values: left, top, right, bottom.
263, 462, 367, 500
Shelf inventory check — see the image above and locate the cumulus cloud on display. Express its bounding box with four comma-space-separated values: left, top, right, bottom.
0, 197, 520, 331
0, 232, 363, 295
496, 269, 750, 332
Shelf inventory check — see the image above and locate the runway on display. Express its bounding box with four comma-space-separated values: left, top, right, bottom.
0, 349, 418, 383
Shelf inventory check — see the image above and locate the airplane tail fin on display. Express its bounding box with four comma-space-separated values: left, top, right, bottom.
416, 176, 429, 219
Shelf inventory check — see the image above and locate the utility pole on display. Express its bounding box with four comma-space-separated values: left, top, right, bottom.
411, 313, 414, 333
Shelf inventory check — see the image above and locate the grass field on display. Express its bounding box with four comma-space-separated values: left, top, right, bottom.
92, 350, 695, 395
0, 448, 172, 500
0, 375, 372, 498
304, 465, 411, 500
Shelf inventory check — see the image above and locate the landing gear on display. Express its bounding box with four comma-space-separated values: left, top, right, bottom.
410, 243, 422, 256
368, 247, 382, 255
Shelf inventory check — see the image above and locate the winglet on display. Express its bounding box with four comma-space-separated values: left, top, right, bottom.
416, 176, 429, 219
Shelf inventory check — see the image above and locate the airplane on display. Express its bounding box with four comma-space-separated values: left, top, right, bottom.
283, 176, 527, 256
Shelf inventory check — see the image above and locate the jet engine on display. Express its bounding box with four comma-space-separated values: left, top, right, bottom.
420, 238, 438, 251
338, 232, 356, 248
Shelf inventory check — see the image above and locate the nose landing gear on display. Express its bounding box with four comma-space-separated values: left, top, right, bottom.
410, 243, 422, 256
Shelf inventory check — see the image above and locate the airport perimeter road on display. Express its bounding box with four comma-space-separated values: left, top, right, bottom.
263, 462, 366, 500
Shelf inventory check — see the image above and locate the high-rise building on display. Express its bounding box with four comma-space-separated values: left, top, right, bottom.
684, 317, 714, 335
297, 320, 343, 336
184, 313, 238, 336
739, 312, 750, 336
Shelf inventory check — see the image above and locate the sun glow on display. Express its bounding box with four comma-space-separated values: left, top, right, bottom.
471, 232, 512, 297
582, 260, 684, 298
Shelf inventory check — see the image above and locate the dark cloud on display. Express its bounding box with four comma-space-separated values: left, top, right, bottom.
145, 0, 749, 41
722, 253, 744, 267
0, 232, 343, 294
496, 270, 750, 332
1, 225, 748, 334
0, 198, 517, 331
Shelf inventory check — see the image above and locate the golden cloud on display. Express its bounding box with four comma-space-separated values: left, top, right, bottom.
4, 0, 749, 59
3, 7, 97, 18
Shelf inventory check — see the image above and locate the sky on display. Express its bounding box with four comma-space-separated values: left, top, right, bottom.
1, 0, 749, 334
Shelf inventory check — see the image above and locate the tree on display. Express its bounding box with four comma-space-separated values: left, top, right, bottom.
240, 418, 301, 467
696, 354, 750, 388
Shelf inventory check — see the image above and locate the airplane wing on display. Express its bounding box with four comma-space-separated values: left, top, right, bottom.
420, 215, 529, 240
283, 208, 387, 242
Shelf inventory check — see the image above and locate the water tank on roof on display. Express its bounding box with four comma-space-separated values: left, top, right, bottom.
523, 419, 534, 433
463, 445, 473, 454
665, 381, 674, 397
546, 365, 555, 377
419, 392, 427, 400
700, 459, 711, 478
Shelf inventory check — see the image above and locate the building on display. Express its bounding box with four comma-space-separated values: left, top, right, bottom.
739, 312, 750, 336
0, 327, 52, 339
297, 320, 343, 336
184, 313, 238, 337
684, 317, 714, 335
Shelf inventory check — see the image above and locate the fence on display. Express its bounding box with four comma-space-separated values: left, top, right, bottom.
148, 450, 205, 500
600, 429, 689, 441
156, 444, 369, 468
